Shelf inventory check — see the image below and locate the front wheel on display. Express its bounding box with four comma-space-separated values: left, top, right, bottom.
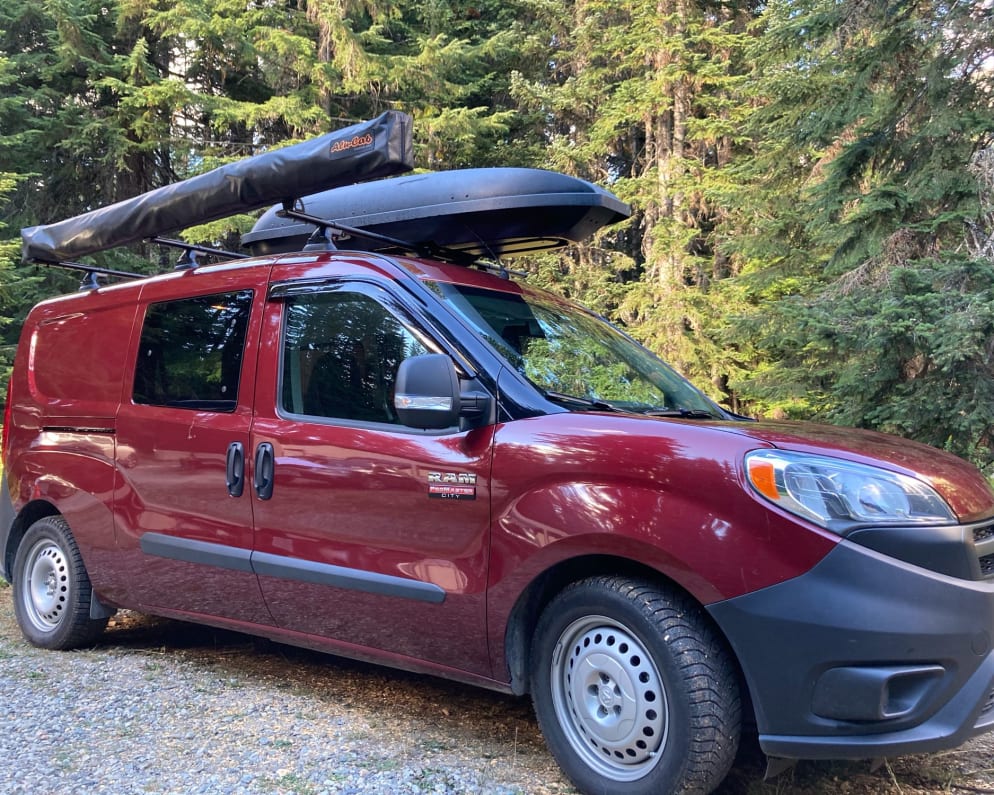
12, 515, 110, 649
530, 576, 741, 795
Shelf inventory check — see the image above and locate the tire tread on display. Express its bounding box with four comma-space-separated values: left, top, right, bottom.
531, 574, 741, 795
12, 515, 109, 650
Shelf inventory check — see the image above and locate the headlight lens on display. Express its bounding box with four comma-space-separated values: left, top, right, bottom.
745, 450, 955, 529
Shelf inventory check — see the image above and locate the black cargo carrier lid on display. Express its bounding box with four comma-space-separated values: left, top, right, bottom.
241, 168, 631, 258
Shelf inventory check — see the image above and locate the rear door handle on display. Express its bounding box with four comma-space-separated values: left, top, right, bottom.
253, 442, 275, 500
225, 442, 244, 497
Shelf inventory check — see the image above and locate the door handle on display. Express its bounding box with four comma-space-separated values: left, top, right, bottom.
225, 442, 244, 497
254, 442, 275, 500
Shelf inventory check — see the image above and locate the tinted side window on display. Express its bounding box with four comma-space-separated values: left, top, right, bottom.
282, 291, 429, 423
133, 290, 253, 411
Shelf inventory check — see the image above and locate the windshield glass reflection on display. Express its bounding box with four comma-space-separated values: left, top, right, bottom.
434, 282, 720, 416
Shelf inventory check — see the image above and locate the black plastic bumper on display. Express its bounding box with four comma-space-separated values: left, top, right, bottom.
708, 538, 994, 760
0, 473, 14, 582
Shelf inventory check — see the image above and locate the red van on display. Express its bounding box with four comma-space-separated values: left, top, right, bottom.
3, 113, 994, 795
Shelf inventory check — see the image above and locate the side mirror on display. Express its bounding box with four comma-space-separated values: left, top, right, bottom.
394, 354, 462, 429
394, 354, 491, 430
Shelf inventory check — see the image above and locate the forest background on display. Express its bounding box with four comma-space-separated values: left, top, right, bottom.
1, 0, 993, 474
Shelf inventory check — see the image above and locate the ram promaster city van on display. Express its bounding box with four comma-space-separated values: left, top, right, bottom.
3, 112, 994, 795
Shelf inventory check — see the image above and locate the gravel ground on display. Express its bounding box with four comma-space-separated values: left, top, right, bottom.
3, 581, 994, 795
0, 587, 572, 795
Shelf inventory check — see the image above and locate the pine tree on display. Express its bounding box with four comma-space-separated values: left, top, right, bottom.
728, 0, 994, 471
513, 0, 759, 406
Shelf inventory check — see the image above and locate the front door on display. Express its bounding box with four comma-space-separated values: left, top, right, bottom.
250, 277, 494, 676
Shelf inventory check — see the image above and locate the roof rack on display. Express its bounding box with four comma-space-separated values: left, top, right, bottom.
37, 260, 145, 292
276, 203, 435, 257
20, 110, 632, 284
152, 237, 248, 270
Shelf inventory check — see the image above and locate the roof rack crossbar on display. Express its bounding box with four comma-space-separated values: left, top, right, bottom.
36, 260, 145, 281
152, 237, 249, 261
474, 261, 528, 280
278, 204, 425, 256
278, 204, 488, 267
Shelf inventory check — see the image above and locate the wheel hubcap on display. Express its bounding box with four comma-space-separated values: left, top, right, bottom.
551, 615, 668, 781
21, 540, 70, 633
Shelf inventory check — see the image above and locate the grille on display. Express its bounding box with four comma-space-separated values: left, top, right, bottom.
981, 556, 994, 579
973, 520, 994, 580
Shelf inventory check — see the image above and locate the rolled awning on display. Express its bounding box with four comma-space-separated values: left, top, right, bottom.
21, 111, 413, 263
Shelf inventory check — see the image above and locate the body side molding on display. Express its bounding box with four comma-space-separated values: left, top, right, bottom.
139, 533, 445, 604
140, 533, 254, 573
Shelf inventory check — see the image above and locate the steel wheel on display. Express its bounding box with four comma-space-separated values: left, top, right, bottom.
531, 576, 740, 795
551, 615, 668, 781
12, 515, 110, 649
20, 537, 72, 634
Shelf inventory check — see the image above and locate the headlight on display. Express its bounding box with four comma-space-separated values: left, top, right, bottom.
745, 450, 955, 530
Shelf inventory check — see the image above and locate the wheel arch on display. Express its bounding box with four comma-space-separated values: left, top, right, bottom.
3, 499, 60, 583
501, 554, 748, 710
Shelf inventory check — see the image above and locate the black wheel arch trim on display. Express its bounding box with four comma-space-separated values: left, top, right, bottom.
0, 473, 15, 582
140, 532, 446, 604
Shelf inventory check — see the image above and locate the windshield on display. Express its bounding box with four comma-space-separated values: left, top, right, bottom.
434, 282, 721, 416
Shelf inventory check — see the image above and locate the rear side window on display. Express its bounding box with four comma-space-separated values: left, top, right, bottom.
133, 291, 253, 411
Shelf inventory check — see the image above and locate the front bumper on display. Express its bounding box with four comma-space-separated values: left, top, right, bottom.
708, 537, 994, 760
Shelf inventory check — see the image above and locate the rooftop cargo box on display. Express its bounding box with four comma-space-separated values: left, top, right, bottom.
241, 168, 630, 259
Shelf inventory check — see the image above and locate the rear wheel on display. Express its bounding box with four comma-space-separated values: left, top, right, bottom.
12, 516, 110, 649
530, 576, 740, 795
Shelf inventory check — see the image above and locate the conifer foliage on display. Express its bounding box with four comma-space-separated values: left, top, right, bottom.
0, 0, 991, 471
731, 0, 994, 472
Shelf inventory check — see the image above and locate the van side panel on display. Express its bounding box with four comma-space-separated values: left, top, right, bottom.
10, 435, 123, 600
19, 290, 140, 427
485, 410, 839, 681
4, 288, 141, 601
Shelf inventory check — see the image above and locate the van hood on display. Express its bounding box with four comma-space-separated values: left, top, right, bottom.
714, 419, 994, 523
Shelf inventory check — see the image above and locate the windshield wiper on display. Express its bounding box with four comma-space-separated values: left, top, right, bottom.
642, 408, 717, 419
544, 391, 625, 412
543, 392, 716, 418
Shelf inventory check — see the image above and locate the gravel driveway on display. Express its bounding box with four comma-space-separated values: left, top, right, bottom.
0, 587, 572, 795
3, 582, 994, 795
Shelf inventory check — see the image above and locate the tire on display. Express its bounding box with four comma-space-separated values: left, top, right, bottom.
12, 516, 109, 650
530, 576, 741, 795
